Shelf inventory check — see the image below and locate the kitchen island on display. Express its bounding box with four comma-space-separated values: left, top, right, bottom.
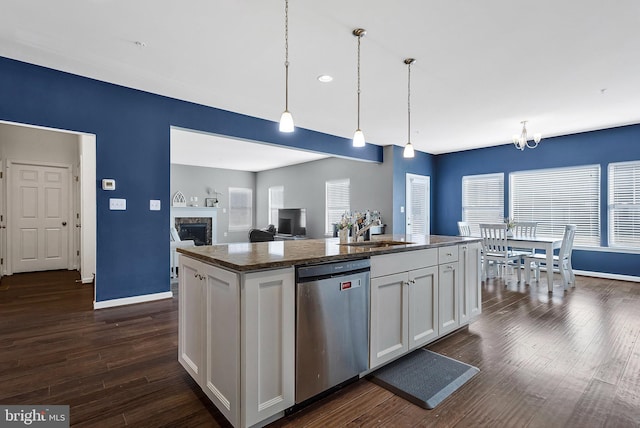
177, 234, 482, 428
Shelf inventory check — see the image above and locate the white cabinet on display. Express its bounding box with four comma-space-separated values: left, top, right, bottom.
370, 243, 480, 369
460, 242, 482, 324
370, 249, 439, 369
438, 261, 459, 336
178, 256, 295, 428
203, 264, 240, 427
242, 268, 295, 427
179, 259, 240, 426
178, 256, 205, 384
408, 266, 439, 348
370, 272, 409, 368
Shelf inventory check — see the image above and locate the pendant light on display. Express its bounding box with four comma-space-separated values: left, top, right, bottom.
403, 58, 416, 158
279, 0, 294, 132
352, 28, 366, 147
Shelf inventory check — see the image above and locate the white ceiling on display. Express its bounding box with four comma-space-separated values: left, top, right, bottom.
3, 0, 640, 162
170, 128, 328, 172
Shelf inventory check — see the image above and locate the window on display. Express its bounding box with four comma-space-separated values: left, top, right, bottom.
609, 161, 640, 248
228, 187, 253, 232
510, 165, 600, 246
268, 186, 284, 226
325, 178, 350, 235
462, 173, 504, 236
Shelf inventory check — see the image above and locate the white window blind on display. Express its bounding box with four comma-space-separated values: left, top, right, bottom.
609, 161, 640, 248
326, 178, 350, 235
510, 165, 600, 246
462, 173, 504, 236
228, 187, 253, 232
268, 186, 284, 226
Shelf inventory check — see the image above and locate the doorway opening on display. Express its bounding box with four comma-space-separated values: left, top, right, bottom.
0, 121, 96, 296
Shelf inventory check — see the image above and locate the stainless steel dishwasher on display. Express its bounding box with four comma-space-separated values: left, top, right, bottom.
295, 258, 370, 403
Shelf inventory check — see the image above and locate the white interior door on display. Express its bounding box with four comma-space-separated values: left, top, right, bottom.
406, 173, 430, 235
9, 161, 71, 273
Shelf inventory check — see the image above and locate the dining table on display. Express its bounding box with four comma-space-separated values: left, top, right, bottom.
507, 235, 563, 292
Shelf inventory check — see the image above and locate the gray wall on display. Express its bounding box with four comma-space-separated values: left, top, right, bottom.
172, 152, 395, 242
255, 154, 394, 238
170, 164, 256, 243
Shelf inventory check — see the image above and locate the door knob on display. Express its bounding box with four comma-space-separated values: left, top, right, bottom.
62, 222, 67, 226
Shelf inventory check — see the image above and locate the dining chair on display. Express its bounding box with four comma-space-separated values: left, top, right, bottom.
479, 223, 527, 281
457, 221, 471, 237
512, 221, 538, 272
524, 224, 577, 289
512, 222, 537, 239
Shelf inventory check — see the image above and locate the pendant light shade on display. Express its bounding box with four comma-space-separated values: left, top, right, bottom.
279, 110, 294, 132
353, 129, 365, 147
352, 28, 366, 147
279, 0, 294, 133
403, 58, 416, 158
403, 141, 415, 158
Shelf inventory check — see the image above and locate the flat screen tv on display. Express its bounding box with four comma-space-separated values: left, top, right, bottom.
277, 208, 306, 236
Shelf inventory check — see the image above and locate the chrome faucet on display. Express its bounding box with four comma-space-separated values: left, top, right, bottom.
354, 219, 381, 242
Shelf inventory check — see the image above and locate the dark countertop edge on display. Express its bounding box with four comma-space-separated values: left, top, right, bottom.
177, 235, 482, 272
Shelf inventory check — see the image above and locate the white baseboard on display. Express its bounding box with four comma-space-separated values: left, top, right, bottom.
573, 269, 640, 283
93, 291, 174, 309
81, 276, 94, 284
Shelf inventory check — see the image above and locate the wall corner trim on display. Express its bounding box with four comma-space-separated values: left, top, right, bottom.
93, 291, 173, 310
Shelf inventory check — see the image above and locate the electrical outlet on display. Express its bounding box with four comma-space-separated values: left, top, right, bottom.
109, 198, 126, 210
150, 200, 161, 211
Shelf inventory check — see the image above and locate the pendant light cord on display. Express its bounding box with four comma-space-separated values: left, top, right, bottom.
407, 61, 412, 144
356, 32, 362, 130
284, 0, 289, 111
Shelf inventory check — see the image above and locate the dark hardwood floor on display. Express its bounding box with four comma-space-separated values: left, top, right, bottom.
1, 270, 638, 427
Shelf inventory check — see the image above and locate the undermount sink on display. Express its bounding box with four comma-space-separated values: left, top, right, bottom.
339, 240, 413, 248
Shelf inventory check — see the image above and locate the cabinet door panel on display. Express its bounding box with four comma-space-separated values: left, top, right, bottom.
178, 257, 204, 384
438, 262, 460, 336
408, 266, 438, 349
370, 272, 408, 369
243, 268, 295, 427
204, 265, 240, 427
460, 243, 482, 324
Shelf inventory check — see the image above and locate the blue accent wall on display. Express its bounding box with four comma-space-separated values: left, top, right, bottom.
0, 56, 382, 302
433, 124, 640, 277
2, 55, 638, 292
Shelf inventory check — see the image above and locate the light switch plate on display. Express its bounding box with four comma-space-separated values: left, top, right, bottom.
150, 200, 161, 211
109, 198, 126, 210
102, 178, 116, 191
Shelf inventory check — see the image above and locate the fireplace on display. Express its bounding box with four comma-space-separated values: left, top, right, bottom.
175, 217, 213, 246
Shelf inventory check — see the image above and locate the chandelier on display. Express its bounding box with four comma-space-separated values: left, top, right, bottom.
512, 120, 541, 150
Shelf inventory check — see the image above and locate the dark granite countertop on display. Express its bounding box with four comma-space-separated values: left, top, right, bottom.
177, 234, 481, 272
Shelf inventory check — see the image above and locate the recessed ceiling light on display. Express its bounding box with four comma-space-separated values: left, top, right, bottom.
317, 75, 333, 83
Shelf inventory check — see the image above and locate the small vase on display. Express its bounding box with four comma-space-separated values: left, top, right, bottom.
338, 228, 348, 244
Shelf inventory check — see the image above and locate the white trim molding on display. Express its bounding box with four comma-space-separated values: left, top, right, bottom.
93, 291, 173, 309
573, 270, 640, 283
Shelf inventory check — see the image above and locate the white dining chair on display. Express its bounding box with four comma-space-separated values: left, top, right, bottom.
479, 223, 528, 281
524, 224, 577, 289
512, 221, 538, 272
512, 222, 537, 239
457, 221, 471, 237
